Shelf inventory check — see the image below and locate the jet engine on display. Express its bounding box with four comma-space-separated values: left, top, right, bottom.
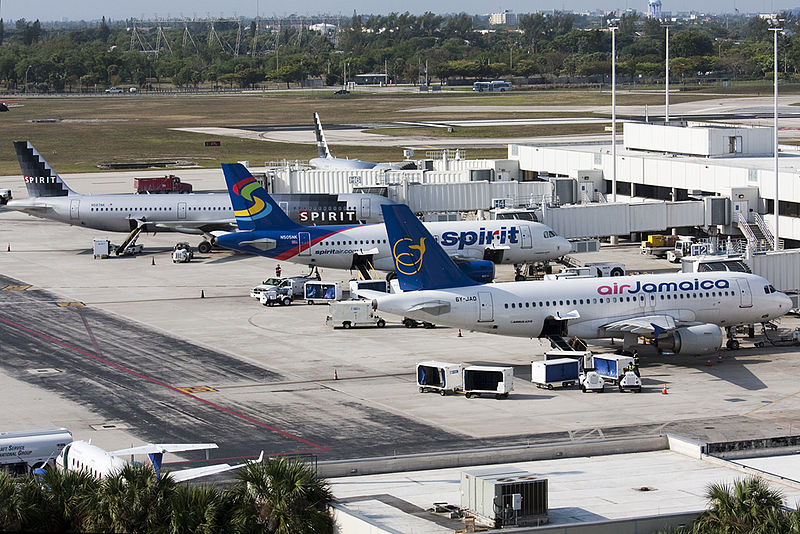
457, 260, 495, 284
655, 324, 723, 355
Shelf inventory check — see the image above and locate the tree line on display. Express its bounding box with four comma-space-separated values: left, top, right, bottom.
0, 456, 333, 533
2, 12, 800, 92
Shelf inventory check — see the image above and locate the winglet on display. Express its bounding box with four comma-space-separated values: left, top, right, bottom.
381, 204, 481, 291
313, 112, 331, 159
221, 163, 299, 231
14, 141, 75, 198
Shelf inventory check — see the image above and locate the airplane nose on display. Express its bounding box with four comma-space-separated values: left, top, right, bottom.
558, 238, 571, 255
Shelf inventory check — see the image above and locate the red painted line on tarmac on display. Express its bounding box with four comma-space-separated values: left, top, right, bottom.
0, 316, 327, 451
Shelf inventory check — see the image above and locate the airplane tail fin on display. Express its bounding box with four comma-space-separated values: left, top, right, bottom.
381, 204, 481, 291
14, 141, 75, 197
221, 163, 300, 231
313, 112, 332, 159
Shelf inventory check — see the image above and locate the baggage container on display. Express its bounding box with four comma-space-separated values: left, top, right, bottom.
462, 366, 513, 399
416, 361, 463, 395
545, 350, 591, 373
531, 358, 580, 389
304, 281, 342, 304
592, 354, 634, 384
93, 238, 111, 259
349, 279, 389, 299
326, 301, 386, 328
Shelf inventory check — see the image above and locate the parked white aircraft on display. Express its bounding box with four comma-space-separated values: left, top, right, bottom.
217, 163, 571, 281
5, 141, 391, 253
309, 112, 399, 170
369, 204, 793, 355
54, 440, 262, 482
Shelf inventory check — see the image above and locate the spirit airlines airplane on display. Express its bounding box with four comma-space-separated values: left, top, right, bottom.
54, 440, 262, 482
216, 163, 571, 280
5, 141, 391, 253
369, 204, 793, 355
309, 112, 400, 171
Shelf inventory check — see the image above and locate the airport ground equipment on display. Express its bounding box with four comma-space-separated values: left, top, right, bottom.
250, 277, 285, 299
259, 287, 292, 307
416, 361, 463, 395
544, 262, 625, 280
667, 238, 709, 263
304, 281, 342, 304
544, 349, 591, 373
0, 188, 11, 204
403, 317, 436, 329
618, 371, 643, 392
461, 467, 548, 528
326, 301, 385, 328
134, 175, 192, 194
463, 366, 513, 399
592, 354, 634, 385
172, 242, 193, 263
349, 279, 389, 299
579, 369, 605, 392
93, 238, 112, 259
531, 358, 580, 389
0, 428, 72, 475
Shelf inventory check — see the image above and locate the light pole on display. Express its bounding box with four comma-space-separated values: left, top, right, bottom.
770, 24, 783, 250
663, 25, 670, 123
610, 23, 617, 204
24, 64, 31, 93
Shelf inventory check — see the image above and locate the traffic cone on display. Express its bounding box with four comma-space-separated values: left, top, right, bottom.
6, 244, 9, 252
334, 369, 338, 380
200, 290, 205, 299
705, 360, 712, 367
458, 329, 463, 337
662, 384, 668, 395
151, 256, 155, 266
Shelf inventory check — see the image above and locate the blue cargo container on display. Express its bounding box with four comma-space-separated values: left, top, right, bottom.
592, 354, 634, 384
530, 358, 580, 389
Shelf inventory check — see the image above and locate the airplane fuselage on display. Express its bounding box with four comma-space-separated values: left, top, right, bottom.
5, 192, 391, 233
215, 220, 571, 269
373, 272, 791, 339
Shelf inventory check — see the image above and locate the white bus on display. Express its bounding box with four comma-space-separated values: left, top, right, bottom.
473, 80, 512, 92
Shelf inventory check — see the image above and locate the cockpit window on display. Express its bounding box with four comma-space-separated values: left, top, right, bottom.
764, 285, 777, 294
543, 230, 557, 238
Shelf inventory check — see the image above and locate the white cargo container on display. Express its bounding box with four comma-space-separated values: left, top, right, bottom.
93, 238, 111, 259
462, 366, 513, 399
304, 281, 342, 304
416, 361, 463, 396
326, 301, 386, 328
349, 279, 389, 299
0, 428, 73, 475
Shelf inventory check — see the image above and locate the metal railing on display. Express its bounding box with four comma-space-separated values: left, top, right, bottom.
753, 212, 775, 250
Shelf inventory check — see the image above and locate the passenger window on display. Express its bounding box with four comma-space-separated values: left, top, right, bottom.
505, 303, 508, 309
525, 302, 529, 308
511, 303, 515, 308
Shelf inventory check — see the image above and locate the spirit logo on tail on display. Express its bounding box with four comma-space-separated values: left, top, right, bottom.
393, 237, 426, 275
232, 177, 271, 220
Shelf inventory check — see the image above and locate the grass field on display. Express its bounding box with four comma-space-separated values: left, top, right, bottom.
0, 87, 765, 175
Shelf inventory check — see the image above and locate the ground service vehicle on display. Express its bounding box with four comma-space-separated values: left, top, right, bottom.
618, 371, 643, 392
416, 361, 463, 396
172, 242, 193, 263
592, 354, 634, 385
531, 358, 580, 389
327, 301, 386, 328
0, 428, 72, 475
349, 279, 389, 300
134, 175, 192, 194
259, 288, 292, 306
251, 277, 286, 299
579, 369, 605, 392
0, 188, 11, 204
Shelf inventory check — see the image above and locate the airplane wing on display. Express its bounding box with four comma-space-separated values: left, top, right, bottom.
601, 315, 701, 337
168, 451, 264, 483
109, 443, 219, 456
147, 220, 237, 232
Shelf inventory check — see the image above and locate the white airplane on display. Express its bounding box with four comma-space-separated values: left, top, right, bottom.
217, 163, 572, 281
54, 440, 262, 482
368, 203, 793, 355
309, 112, 400, 171
5, 141, 391, 254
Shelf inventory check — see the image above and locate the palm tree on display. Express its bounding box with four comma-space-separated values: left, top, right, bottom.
0, 470, 20, 530
87, 463, 177, 534
39, 466, 101, 532
168, 483, 223, 534
226, 456, 334, 534
693, 476, 787, 534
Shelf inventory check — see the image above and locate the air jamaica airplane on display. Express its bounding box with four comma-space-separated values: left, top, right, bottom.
216, 163, 571, 280
365, 203, 793, 355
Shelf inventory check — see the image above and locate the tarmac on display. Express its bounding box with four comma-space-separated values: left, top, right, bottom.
2, 168, 800, 473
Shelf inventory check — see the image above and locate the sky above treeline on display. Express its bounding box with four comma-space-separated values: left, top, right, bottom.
0, 0, 791, 21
